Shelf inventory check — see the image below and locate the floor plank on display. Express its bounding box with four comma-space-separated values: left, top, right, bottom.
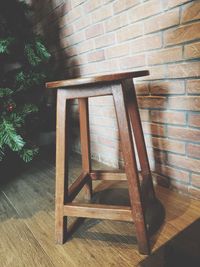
0, 191, 54, 267
1, 153, 200, 266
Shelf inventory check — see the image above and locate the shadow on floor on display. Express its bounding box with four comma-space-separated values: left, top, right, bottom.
139, 218, 200, 267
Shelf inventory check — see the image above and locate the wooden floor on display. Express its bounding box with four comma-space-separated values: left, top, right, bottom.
0, 153, 200, 267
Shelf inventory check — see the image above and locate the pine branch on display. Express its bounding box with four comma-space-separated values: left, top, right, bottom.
15, 70, 46, 91
0, 147, 5, 161
0, 88, 13, 97
35, 40, 51, 61
19, 147, 39, 162
0, 37, 14, 54
20, 104, 39, 115
25, 43, 41, 66
0, 120, 25, 151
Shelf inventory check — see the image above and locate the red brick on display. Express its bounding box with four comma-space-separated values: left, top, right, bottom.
164, 22, 200, 46
62, 1, 72, 15
60, 25, 74, 38
155, 163, 189, 183
145, 65, 166, 80
167, 154, 200, 173
60, 37, 70, 49
73, 16, 90, 32
191, 173, 200, 188
152, 137, 185, 154
167, 62, 200, 79
168, 126, 200, 142
142, 122, 166, 136
139, 109, 150, 121
66, 6, 82, 24
92, 5, 112, 23
135, 83, 149, 95
147, 47, 182, 65
81, 62, 97, 75
150, 80, 185, 95
119, 54, 146, 69
68, 31, 85, 45
96, 59, 120, 73
77, 40, 94, 54
90, 115, 117, 128
144, 8, 180, 34
181, 1, 200, 23
89, 95, 114, 106
71, 0, 84, 8
90, 125, 118, 140
188, 113, 200, 127
129, 0, 162, 22
113, 0, 139, 14
184, 41, 200, 59
104, 13, 129, 32
130, 33, 162, 54
87, 50, 105, 62
187, 143, 200, 159
85, 24, 104, 39
168, 96, 200, 111
186, 80, 200, 94
84, 0, 102, 13
155, 173, 171, 188
90, 133, 119, 149
138, 96, 167, 109
89, 105, 116, 118
163, 0, 193, 9
151, 110, 186, 125
152, 149, 167, 163
116, 22, 143, 42
106, 44, 129, 59
95, 33, 115, 49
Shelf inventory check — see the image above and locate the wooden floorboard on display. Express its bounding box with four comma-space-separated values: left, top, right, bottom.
0, 153, 200, 266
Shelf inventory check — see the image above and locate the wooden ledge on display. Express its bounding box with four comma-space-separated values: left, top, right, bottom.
46, 70, 149, 89
64, 203, 133, 222
68, 172, 90, 202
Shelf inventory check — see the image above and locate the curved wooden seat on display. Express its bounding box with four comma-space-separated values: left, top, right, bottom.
46, 70, 149, 89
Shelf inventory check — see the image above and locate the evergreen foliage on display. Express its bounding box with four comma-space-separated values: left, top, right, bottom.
0, 0, 51, 162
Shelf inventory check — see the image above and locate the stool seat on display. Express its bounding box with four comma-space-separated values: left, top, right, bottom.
46, 70, 149, 88
46, 70, 165, 255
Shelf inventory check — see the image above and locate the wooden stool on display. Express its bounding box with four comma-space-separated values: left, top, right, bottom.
46, 71, 165, 255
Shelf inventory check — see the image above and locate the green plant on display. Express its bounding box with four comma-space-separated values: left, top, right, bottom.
0, 0, 51, 162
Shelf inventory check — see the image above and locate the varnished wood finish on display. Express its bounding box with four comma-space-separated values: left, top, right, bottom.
50, 71, 164, 255
90, 170, 127, 181
1, 155, 200, 266
78, 98, 92, 201
55, 89, 68, 244
64, 203, 133, 222
46, 70, 149, 89
68, 172, 90, 202
124, 79, 155, 201
112, 84, 150, 254
55, 86, 112, 99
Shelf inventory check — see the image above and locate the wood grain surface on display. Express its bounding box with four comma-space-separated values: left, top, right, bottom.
0, 154, 200, 266
46, 71, 149, 89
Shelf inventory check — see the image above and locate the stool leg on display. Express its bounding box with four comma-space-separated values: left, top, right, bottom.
112, 84, 150, 255
55, 90, 68, 244
124, 79, 155, 200
78, 98, 92, 201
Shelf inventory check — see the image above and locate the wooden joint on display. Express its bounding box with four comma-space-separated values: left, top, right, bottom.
68, 172, 90, 202
63, 203, 133, 222
90, 170, 127, 181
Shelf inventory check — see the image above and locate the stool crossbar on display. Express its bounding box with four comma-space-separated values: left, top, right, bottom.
46, 71, 165, 255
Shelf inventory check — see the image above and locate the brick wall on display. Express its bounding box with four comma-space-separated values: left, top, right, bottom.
31, 0, 200, 199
